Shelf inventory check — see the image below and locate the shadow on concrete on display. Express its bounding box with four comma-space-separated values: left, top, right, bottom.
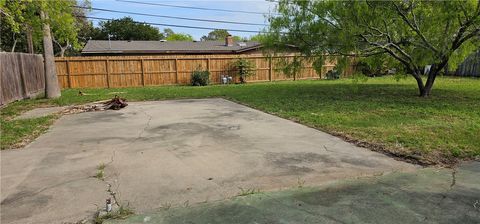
109, 162, 480, 224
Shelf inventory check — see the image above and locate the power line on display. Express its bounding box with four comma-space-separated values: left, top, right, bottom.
75, 6, 267, 26
80, 16, 273, 34
115, 0, 275, 15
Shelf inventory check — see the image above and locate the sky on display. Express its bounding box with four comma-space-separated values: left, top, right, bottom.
89, 0, 278, 40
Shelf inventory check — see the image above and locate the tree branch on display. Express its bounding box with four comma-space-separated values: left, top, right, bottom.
393, 2, 439, 54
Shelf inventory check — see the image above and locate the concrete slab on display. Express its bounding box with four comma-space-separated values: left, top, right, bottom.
1, 99, 415, 223
108, 161, 480, 224
13, 106, 66, 120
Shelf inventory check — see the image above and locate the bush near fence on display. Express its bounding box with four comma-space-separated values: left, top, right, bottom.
54, 54, 354, 88
0, 52, 45, 105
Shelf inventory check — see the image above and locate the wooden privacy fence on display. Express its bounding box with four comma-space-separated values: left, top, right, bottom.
54, 54, 351, 88
1, 52, 45, 105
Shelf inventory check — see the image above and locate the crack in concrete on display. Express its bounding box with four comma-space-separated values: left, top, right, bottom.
450, 167, 457, 189
84, 108, 153, 221
106, 181, 121, 207
129, 109, 153, 145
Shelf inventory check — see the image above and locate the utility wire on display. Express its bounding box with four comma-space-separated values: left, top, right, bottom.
115, 0, 276, 15
75, 6, 267, 26
79, 16, 275, 34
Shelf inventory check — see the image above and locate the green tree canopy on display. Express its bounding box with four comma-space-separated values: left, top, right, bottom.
0, 0, 83, 55
248, 34, 265, 42
163, 28, 174, 37
95, 17, 164, 41
166, 33, 194, 41
265, 0, 480, 96
201, 29, 230, 41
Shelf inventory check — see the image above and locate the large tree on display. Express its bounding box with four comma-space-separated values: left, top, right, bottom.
1, 0, 85, 56
0, 0, 83, 97
266, 0, 480, 96
201, 29, 230, 41
95, 17, 164, 41
51, 0, 91, 57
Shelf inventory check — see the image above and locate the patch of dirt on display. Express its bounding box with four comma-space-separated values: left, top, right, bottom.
325, 131, 461, 167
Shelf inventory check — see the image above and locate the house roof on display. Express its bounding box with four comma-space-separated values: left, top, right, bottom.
81, 40, 262, 54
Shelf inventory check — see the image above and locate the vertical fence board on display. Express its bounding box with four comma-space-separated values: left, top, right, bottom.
1, 52, 45, 105
455, 50, 480, 77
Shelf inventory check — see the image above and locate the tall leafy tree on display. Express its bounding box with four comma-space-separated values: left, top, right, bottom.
0, 0, 35, 52
52, 0, 91, 56
0, 0, 81, 98
201, 29, 230, 41
163, 28, 174, 37
95, 17, 164, 40
266, 0, 480, 96
1, 0, 86, 56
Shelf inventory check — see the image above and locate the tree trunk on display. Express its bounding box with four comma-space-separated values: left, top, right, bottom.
26, 25, 34, 53
40, 10, 61, 99
420, 65, 440, 97
413, 74, 425, 96
60, 47, 66, 57
443, 62, 449, 76
11, 33, 17, 52
421, 82, 433, 97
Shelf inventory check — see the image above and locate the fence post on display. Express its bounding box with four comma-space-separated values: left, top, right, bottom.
66, 59, 72, 88
140, 59, 145, 86
106, 58, 110, 88
207, 58, 211, 82
268, 57, 272, 81
18, 54, 28, 97
175, 58, 179, 84
207, 58, 210, 72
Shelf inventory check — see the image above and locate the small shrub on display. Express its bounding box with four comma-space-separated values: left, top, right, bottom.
232, 58, 255, 83
355, 57, 393, 77
326, 70, 340, 79
191, 70, 210, 86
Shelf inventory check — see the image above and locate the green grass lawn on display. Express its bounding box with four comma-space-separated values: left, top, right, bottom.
1, 76, 479, 165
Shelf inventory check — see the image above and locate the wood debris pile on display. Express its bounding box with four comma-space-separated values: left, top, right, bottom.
104, 95, 128, 110
62, 104, 104, 115
61, 96, 128, 115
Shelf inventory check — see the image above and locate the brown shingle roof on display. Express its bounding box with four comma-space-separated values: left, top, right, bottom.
82, 40, 262, 54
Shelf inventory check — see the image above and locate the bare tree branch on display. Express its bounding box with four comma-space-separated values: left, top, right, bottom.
393, 2, 439, 54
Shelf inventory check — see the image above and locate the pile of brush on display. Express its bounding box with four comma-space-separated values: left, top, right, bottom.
103, 95, 128, 110
62, 96, 128, 115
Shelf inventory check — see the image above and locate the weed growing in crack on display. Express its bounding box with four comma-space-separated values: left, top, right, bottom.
297, 177, 306, 188
95, 163, 106, 180
94, 205, 134, 224
98, 163, 106, 170
237, 187, 260, 196
160, 202, 172, 210
95, 170, 104, 180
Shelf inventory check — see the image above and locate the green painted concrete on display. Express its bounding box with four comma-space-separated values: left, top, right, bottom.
108, 162, 480, 224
